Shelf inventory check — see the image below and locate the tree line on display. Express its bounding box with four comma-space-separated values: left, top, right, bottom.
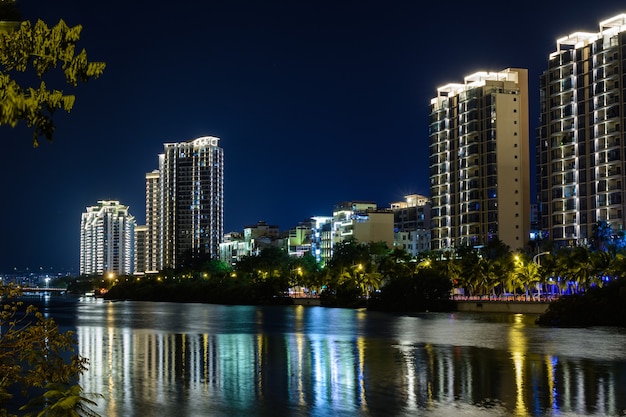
88, 221, 626, 326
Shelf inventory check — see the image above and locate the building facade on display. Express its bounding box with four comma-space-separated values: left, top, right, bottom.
390, 194, 431, 256
310, 216, 332, 263
394, 230, 431, 257
219, 232, 255, 266
149, 136, 224, 270
429, 68, 531, 251
134, 225, 147, 275
79, 200, 135, 276
537, 14, 626, 246
144, 169, 160, 273
320, 201, 394, 265
283, 221, 313, 258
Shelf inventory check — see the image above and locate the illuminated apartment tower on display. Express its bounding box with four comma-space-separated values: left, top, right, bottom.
429, 68, 531, 251
537, 14, 626, 246
145, 170, 160, 272
134, 225, 147, 274
79, 200, 135, 275
158, 136, 224, 269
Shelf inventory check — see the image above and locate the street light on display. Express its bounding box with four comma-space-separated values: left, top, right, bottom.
533, 251, 550, 266
533, 251, 551, 299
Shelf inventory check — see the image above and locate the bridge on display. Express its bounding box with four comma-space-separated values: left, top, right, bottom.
18, 287, 67, 294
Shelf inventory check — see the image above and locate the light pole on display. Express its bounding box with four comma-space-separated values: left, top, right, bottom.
533, 251, 550, 266
532, 251, 551, 299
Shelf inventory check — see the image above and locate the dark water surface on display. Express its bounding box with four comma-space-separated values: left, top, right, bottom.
45, 297, 626, 416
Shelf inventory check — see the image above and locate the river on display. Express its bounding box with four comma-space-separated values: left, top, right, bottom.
39, 296, 626, 416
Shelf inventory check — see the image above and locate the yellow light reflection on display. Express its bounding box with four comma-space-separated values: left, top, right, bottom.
357, 336, 367, 411
295, 332, 305, 406
545, 355, 557, 411
509, 314, 528, 416
256, 334, 264, 398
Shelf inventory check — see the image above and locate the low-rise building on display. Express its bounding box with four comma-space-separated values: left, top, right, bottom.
391, 194, 431, 256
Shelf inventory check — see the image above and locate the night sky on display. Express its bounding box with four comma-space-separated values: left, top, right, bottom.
1, 0, 625, 273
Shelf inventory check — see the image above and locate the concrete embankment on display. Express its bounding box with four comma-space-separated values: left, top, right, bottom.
292, 297, 321, 306
455, 300, 550, 314
291, 297, 550, 313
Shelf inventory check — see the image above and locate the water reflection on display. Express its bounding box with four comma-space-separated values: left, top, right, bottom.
509, 314, 528, 416
72, 301, 626, 417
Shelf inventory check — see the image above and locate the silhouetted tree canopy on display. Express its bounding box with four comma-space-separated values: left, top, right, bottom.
1, 5, 105, 146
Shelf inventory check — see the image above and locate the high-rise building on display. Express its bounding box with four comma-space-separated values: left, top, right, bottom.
537, 14, 626, 246
145, 169, 160, 272
429, 68, 531, 251
134, 225, 147, 274
152, 136, 224, 269
80, 200, 135, 275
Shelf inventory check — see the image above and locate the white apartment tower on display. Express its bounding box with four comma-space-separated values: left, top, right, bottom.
80, 200, 135, 275
429, 68, 531, 251
537, 14, 626, 246
149, 136, 224, 269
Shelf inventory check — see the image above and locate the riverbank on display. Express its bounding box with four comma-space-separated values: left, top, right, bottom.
535, 278, 626, 327
456, 300, 549, 314
292, 297, 321, 306
295, 298, 550, 314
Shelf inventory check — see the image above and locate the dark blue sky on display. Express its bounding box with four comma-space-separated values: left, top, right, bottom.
1, 0, 625, 273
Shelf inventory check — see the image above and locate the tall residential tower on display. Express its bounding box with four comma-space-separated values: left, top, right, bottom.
429, 68, 531, 251
148, 136, 224, 270
79, 200, 135, 275
537, 14, 626, 246
144, 169, 160, 272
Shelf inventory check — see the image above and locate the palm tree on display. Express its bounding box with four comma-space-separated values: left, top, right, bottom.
457, 247, 481, 297
606, 251, 626, 281
569, 246, 596, 292
591, 249, 613, 287
592, 220, 614, 252
467, 258, 497, 297
513, 257, 542, 300
358, 269, 384, 298
377, 247, 413, 281
433, 257, 462, 291
553, 248, 576, 294
534, 252, 560, 296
